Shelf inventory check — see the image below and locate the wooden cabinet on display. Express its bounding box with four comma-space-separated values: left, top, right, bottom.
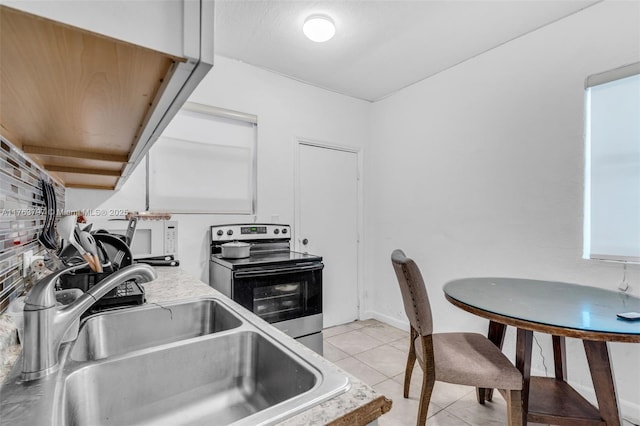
0, 1, 214, 190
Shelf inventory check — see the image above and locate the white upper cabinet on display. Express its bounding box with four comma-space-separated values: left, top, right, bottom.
1, 0, 212, 62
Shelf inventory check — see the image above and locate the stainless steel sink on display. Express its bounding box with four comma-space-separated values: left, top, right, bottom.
64, 331, 318, 426
1, 297, 350, 426
70, 299, 242, 361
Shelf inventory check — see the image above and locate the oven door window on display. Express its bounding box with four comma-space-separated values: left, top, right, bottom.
233, 264, 322, 323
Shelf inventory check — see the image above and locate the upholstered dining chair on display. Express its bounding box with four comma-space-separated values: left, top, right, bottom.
391, 249, 523, 426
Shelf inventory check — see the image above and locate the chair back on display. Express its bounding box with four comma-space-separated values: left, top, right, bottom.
391, 249, 433, 336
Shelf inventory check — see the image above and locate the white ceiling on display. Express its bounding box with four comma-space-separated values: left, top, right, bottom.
214, 0, 601, 102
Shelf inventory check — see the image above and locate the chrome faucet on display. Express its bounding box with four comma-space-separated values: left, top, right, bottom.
21, 262, 157, 381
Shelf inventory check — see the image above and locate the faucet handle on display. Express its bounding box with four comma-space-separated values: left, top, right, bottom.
24, 262, 88, 310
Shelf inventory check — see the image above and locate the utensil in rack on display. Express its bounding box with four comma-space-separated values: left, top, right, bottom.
79, 231, 102, 273
96, 239, 112, 271
38, 179, 57, 250
125, 216, 138, 246
93, 233, 133, 272
136, 259, 180, 267
58, 215, 98, 272
113, 250, 126, 269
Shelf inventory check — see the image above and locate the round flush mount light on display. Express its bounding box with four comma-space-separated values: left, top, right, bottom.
303, 15, 336, 42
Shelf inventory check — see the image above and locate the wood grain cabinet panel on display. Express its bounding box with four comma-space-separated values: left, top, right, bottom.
0, 2, 213, 190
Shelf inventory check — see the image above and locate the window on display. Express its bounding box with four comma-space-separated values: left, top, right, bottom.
584, 62, 640, 262
148, 102, 257, 214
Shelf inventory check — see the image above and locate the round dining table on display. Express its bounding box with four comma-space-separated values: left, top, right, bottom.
443, 277, 640, 426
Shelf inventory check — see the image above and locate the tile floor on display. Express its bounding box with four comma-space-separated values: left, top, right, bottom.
323, 319, 640, 426
322, 319, 547, 426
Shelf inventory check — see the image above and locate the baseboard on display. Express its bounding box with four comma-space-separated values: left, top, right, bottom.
361, 310, 409, 332
364, 310, 640, 424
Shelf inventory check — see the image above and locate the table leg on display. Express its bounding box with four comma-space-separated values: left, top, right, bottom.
552, 335, 567, 381
583, 340, 622, 425
515, 328, 533, 424
487, 320, 507, 347
479, 321, 507, 403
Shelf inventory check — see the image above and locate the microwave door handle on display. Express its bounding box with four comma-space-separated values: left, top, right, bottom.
234, 264, 324, 278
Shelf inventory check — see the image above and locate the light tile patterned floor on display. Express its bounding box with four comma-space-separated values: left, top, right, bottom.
323, 319, 549, 426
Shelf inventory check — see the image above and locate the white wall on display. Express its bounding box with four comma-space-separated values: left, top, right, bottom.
366, 0, 640, 419
66, 55, 370, 283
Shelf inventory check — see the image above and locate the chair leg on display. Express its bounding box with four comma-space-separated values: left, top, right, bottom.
505, 389, 524, 426
476, 387, 486, 405
416, 372, 435, 426
416, 335, 436, 426
404, 326, 418, 398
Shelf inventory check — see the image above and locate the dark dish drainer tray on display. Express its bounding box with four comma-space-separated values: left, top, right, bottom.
57, 230, 144, 315
59, 268, 146, 314
92, 280, 145, 308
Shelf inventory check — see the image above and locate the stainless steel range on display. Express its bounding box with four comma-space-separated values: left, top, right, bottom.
209, 224, 324, 354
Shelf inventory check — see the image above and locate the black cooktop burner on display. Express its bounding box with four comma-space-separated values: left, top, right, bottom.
210, 250, 322, 269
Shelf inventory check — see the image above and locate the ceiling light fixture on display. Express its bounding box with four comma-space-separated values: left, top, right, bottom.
303, 15, 335, 43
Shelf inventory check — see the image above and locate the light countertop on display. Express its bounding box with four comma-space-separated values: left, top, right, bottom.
0, 266, 391, 425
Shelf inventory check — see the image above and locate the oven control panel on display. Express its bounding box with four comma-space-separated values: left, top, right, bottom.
241, 226, 267, 235
211, 224, 290, 242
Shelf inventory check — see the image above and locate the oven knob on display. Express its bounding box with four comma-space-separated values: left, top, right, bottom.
217, 230, 224, 236
274, 229, 280, 234
227, 230, 234, 236
282, 228, 288, 234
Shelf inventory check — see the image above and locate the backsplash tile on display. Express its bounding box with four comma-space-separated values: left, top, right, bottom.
0, 137, 65, 314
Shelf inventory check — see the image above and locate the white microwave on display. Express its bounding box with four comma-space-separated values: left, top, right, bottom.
93, 219, 178, 259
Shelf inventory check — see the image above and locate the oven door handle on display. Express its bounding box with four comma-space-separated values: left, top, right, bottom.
234, 263, 324, 278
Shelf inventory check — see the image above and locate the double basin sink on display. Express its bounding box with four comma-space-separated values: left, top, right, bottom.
1, 298, 350, 426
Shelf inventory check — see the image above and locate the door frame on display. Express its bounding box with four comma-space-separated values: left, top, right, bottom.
293, 137, 365, 321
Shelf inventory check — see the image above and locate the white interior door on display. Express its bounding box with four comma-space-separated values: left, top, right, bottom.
297, 142, 359, 328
